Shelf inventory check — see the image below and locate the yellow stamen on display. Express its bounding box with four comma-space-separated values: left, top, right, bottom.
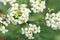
15, 9, 22, 18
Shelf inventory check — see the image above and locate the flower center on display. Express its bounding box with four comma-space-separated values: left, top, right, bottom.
54, 19, 59, 22
35, 0, 41, 6
14, 9, 22, 19
37, 0, 40, 4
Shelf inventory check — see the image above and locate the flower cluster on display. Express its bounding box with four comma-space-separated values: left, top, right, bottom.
0, 0, 46, 39
7, 3, 31, 24
0, 0, 16, 5
0, 14, 10, 34
21, 24, 41, 39
0, 26, 8, 34
30, 0, 46, 13
45, 11, 60, 30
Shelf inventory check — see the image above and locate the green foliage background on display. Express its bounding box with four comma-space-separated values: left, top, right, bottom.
0, 0, 60, 40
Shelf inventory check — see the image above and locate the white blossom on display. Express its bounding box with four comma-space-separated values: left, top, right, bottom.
0, 0, 16, 5
45, 11, 60, 30
21, 24, 41, 39
9, 0, 16, 5
7, 3, 31, 24
0, 26, 8, 34
30, 0, 46, 13
0, 0, 9, 5
0, 14, 10, 34
0, 14, 10, 27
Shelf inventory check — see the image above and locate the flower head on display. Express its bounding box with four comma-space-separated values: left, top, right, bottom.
45, 11, 60, 30
0, 14, 10, 34
7, 3, 31, 24
30, 0, 46, 13
0, 14, 10, 27
21, 24, 41, 39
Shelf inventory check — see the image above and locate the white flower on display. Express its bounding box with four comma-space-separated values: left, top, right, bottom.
0, 14, 10, 34
0, 0, 16, 5
28, 36, 34, 39
30, 0, 35, 3
29, 24, 41, 33
30, 0, 46, 13
0, 14, 10, 27
0, 26, 8, 34
20, 4, 27, 8
7, 3, 31, 24
21, 28, 25, 34
45, 13, 50, 20
21, 24, 41, 39
2, 21, 8, 26
11, 3, 19, 10
0, 0, 9, 5
45, 11, 60, 30
34, 26, 41, 33
46, 20, 50, 27
9, 0, 16, 5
